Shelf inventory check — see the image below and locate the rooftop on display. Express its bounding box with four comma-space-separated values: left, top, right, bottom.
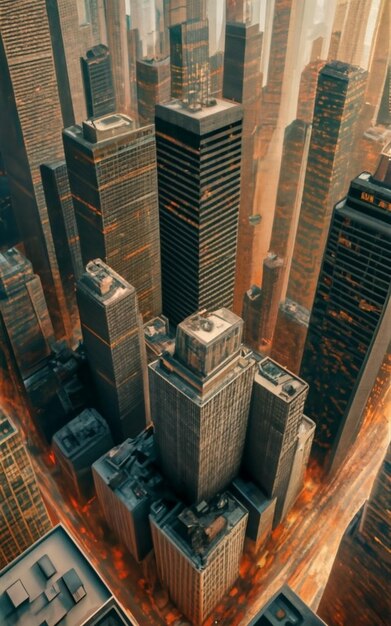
256, 358, 308, 401
0, 247, 34, 297
0, 414, 16, 445
0, 525, 112, 626
82, 114, 135, 142
155, 98, 242, 135
280, 299, 310, 326
150, 492, 247, 569
92, 429, 166, 509
52, 409, 111, 460
321, 60, 367, 80
372, 141, 391, 188
78, 259, 134, 304
248, 584, 327, 625
144, 316, 175, 357
178, 308, 241, 345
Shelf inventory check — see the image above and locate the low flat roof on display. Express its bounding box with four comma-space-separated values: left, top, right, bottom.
0, 525, 111, 626
255, 357, 308, 401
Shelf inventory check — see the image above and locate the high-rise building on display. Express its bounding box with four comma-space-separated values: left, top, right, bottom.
0, 248, 55, 381
104, 0, 132, 115
136, 57, 171, 124
81, 45, 116, 119
300, 150, 391, 474
0, 524, 123, 626
77, 259, 148, 442
222, 21, 263, 312
150, 492, 247, 626
93, 429, 167, 562
149, 308, 256, 502
155, 99, 242, 325
231, 477, 276, 553
0, 0, 72, 338
272, 61, 367, 372
243, 357, 309, 525
0, 413, 52, 569
249, 584, 327, 625
63, 113, 162, 321
271, 300, 310, 375
0, 154, 19, 251
318, 445, 390, 626
169, 19, 210, 105
209, 50, 224, 99
41, 160, 83, 334
52, 408, 113, 500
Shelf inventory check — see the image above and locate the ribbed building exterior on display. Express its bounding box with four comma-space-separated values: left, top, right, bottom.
81, 45, 116, 119
155, 99, 242, 325
150, 493, 247, 625
0, 413, 52, 569
136, 57, 171, 125
104, 0, 131, 116
222, 21, 262, 313
41, 160, 83, 334
149, 308, 255, 502
63, 113, 162, 321
244, 358, 309, 525
0, 248, 54, 381
169, 19, 210, 104
300, 153, 391, 474
76, 259, 147, 442
0, 0, 71, 339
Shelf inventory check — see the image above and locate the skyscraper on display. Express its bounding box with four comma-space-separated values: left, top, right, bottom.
63, 113, 162, 321
149, 308, 256, 502
169, 19, 210, 105
0, 248, 55, 381
249, 585, 327, 625
136, 57, 171, 125
155, 99, 242, 325
0, 0, 72, 338
81, 45, 116, 119
104, 0, 132, 115
318, 445, 390, 626
222, 21, 263, 312
0, 413, 52, 569
77, 259, 148, 442
243, 357, 309, 525
300, 150, 391, 474
272, 61, 367, 372
150, 492, 247, 626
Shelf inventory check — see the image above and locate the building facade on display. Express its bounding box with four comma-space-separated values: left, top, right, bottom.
0, 413, 52, 569
150, 492, 247, 625
136, 56, 171, 125
81, 45, 116, 119
149, 308, 256, 502
155, 99, 242, 325
63, 113, 162, 321
77, 259, 147, 442
300, 152, 391, 474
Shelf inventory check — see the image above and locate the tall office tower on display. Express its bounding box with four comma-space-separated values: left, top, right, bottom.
378, 64, 391, 126
281, 414, 315, 520
77, 259, 147, 442
105, 0, 132, 116
41, 160, 83, 334
169, 19, 210, 104
93, 429, 167, 562
136, 57, 171, 125
297, 61, 326, 125
333, 0, 375, 69
209, 51, 224, 98
243, 358, 309, 526
155, 100, 242, 325
0, 154, 18, 251
231, 477, 276, 553
222, 22, 262, 312
226, 0, 252, 23
150, 492, 247, 626
149, 308, 256, 502
127, 28, 141, 123
0, 248, 55, 381
250, 585, 327, 626
46, 0, 96, 125
272, 61, 367, 372
0, 413, 52, 569
242, 286, 262, 348
318, 445, 390, 626
63, 114, 162, 320
81, 45, 116, 119
0, 0, 72, 339
52, 408, 113, 501
271, 301, 310, 375
300, 151, 391, 474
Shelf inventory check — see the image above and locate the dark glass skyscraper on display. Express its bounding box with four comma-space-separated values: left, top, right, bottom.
155, 99, 242, 325
63, 114, 162, 321
81, 45, 116, 119
300, 148, 391, 474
